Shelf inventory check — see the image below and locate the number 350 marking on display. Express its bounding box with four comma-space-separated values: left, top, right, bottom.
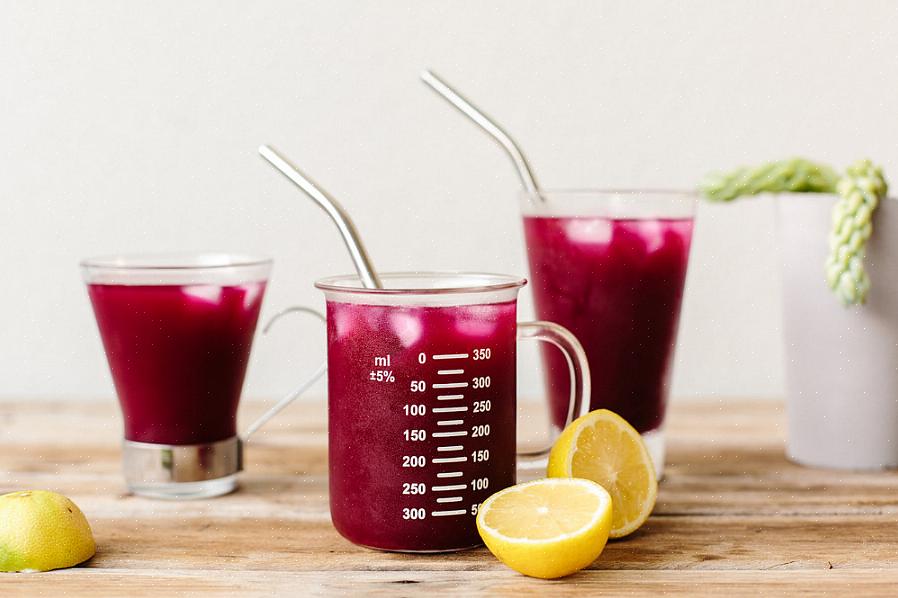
472, 348, 491, 360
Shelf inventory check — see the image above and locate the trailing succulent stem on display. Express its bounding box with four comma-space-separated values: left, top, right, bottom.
699, 158, 838, 202
826, 160, 888, 305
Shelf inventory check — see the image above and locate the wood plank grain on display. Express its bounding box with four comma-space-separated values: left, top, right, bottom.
2, 399, 898, 596
3, 569, 898, 597
4, 401, 896, 517
38, 514, 897, 572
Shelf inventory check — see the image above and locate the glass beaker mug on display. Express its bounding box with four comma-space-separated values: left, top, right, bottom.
315, 272, 590, 552
520, 190, 695, 476
81, 254, 323, 499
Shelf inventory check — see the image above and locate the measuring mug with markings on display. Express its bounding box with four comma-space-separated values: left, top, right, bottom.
315, 272, 590, 552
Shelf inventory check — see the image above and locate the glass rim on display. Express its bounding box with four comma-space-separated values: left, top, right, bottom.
524, 187, 696, 196
519, 188, 696, 218
315, 271, 527, 296
80, 252, 273, 272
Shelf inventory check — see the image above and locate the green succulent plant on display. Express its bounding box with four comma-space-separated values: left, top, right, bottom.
700, 158, 888, 306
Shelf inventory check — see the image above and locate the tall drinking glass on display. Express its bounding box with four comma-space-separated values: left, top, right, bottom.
521, 191, 695, 474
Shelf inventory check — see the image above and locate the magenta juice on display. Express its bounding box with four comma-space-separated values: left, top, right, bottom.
325, 299, 517, 552
524, 216, 692, 433
87, 282, 265, 445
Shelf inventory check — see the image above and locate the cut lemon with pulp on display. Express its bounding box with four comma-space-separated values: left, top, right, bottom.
476, 478, 612, 579
548, 409, 657, 539
0, 490, 96, 573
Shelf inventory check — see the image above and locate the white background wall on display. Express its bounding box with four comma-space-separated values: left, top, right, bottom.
2, 1, 898, 403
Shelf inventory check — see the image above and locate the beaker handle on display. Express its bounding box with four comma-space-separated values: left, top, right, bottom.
242, 306, 328, 442
515, 320, 591, 461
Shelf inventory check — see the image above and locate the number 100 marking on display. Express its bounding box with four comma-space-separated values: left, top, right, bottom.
470, 478, 489, 491
404, 404, 426, 416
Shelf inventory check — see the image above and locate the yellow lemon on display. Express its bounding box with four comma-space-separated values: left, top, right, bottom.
476, 478, 612, 579
548, 409, 657, 538
0, 490, 96, 573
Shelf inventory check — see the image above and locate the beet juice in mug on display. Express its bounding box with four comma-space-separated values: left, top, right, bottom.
315, 272, 590, 552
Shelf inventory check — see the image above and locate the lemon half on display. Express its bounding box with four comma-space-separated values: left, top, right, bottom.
476, 477, 612, 579
0, 490, 96, 573
548, 409, 658, 538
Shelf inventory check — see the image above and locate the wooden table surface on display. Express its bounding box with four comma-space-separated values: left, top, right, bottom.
1, 399, 897, 596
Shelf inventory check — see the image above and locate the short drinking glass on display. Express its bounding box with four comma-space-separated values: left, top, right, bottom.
82, 253, 271, 499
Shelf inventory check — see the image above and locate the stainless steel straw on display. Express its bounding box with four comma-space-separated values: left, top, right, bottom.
258, 144, 383, 289
245, 145, 385, 441
420, 70, 543, 201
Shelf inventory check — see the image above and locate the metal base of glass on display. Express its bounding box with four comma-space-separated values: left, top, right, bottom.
642, 428, 665, 479
122, 436, 242, 500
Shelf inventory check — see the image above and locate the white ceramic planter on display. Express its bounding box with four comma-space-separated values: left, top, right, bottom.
777, 193, 898, 470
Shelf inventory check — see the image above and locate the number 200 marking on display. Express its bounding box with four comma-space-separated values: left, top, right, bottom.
471, 424, 490, 438
402, 455, 426, 467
